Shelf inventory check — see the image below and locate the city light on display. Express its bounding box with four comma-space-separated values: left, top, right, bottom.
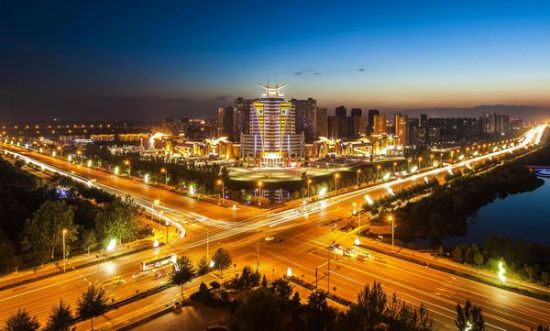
106, 239, 117, 251
364, 194, 374, 205
498, 261, 506, 283
286, 267, 293, 277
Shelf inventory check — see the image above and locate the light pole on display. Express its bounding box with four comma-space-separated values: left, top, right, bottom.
333, 173, 340, 193
161, 168, 168, 187
354, 202, 361, 246
124, 160, 131, 177
387, 215, 395, 252
417, 156, 422, 170
307, 179, 312, 199
165, 220, 169, 245
217, 179, 225, 206
356, 169, 361, 188
257, 230, 262, 272
151, 199, 160, 224
62, 228, 67, 272
257, 181, 263, 206
376, 165, 381, 181
206, 225, 209, 263
393, 162, 397, 174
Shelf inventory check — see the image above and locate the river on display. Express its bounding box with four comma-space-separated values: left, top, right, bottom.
443, 170, 550, 247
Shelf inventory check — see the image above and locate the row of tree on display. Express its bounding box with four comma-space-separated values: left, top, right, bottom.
3, 285, 108, 331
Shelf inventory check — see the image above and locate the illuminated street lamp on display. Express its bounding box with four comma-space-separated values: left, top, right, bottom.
393, 162, 397, 174
124, 160, 131, 176
417, 156, 423, 169
387, 214, 395, 252
217, 179, 225, 206
356, 169, 361, 188
307, 179, 312, 198
62, 228, 67, 272
160, 167, 168, 187
333, 173, 340, 192
354, 202, 362, 246
114, 166, 120, 175
376, 165, 381, 180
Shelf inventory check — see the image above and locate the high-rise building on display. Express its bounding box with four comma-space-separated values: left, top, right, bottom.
234, 97, 254, 140
240, 84, 304, 167
394, 113, 408, 146
373, 114, 387, 135
292, 98, 318, 143
407, 118, 420, 146
316, 107, 328, 138
335, 105, 347, 118
217, 106, 234, 140
481, 112, 510, 137
350, 108, 365, 138
367, 109, 380, 135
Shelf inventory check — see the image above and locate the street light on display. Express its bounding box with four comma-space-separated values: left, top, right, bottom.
356, 169, 361, 188
376, 165, 381, 180
217, 179, 225, 206
257, 181, 263, 206
124, 160, 131, 177
333, 173, 340, 192
62, 228, 67, 272
307, 179, 312, 198
160, 168, 168, 187
387, 215, 395, 252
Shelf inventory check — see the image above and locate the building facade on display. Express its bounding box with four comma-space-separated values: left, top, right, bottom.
240, 84, 305, 167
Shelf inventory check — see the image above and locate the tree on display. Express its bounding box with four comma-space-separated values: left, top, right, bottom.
452, 246, 464, 264
4, 309, 40, 331
455, 300, 485, 331
45, 300, 74, 331
22, 200, 77, 263
95, 195, 139, 243
196, 256, 209, 276
81, 229, 97, 255
261, 274, 268, 288
354, 281, 388, 329
212, 247, 232, 278
270, 278, 293, 302
234, 287, 284, 331
305, 290, 337, 331
172, 256, 195, 299
233, 266, 260, 289
77, 285, 108, 331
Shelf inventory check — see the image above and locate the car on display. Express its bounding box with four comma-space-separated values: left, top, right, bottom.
343, 248, 357, 257
264, 236, 275, 242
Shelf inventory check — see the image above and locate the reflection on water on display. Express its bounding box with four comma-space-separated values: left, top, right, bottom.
443, 177, 550, 246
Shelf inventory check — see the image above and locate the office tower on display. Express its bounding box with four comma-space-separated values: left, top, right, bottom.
373, 114, 387, 135
316, 107, 328, 138
234, 97, 254, 140
350, 108, 364, 138
408, 118, 419, 146
217, 106, 234, 140
394, 113, 408, 146
240, 84, 304, 167
367, 109, 380, 135
481, 112, 510, 137
292, 98, 318, 143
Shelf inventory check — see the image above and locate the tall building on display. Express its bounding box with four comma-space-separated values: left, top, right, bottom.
350, 108, 365, 138
316, 107, 328, 138
367, 109, 380, 135
481, 112, 510, 137
394, 113, 408, 146
234, 97, 254, 140
240, 84, 304, 167
330, 106, 349, 139
292, 98, 318, 143
373, 114, 387, 135
217, 106, 234, 140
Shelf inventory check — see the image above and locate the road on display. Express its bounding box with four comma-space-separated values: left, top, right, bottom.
0, 124, 547, 330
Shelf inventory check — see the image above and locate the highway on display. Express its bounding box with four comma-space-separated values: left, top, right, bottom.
0, 124, 547, 330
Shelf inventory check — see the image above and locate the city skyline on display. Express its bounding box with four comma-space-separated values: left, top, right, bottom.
1, 1, 550, 121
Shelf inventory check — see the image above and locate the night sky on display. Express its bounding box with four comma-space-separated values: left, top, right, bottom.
1, 0, 549, 121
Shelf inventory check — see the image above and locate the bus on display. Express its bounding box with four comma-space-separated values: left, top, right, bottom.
140, 253, 177, 272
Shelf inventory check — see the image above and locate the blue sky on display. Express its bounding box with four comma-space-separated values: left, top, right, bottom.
1, 0, 549, 120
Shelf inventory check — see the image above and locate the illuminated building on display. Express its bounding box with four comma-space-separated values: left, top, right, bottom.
373, 114, 388, 135
394, 113, 408, 146
240, 84, 305, 167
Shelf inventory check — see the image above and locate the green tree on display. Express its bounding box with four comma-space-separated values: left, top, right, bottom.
212, 247, 232, 278
270, 278, 293, 302
234, 287, 284, 331
95, 196, 139, 244
45, 300, 74, 331
23, 200, 77, 263
171, 256, 195, 299
354, 281, 388, 329
196, 256, 209, 276
305, 290, 337, 331
452, 246, 464, 264
81, 229, 97, 255
77, 285, 108, 331
261, 274, 268, 288
455, 300, 485, 331
4, 309, 40, 331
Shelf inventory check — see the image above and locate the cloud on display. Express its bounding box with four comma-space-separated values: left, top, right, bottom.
293, 69, 321, 77
357, 68, 366, 72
